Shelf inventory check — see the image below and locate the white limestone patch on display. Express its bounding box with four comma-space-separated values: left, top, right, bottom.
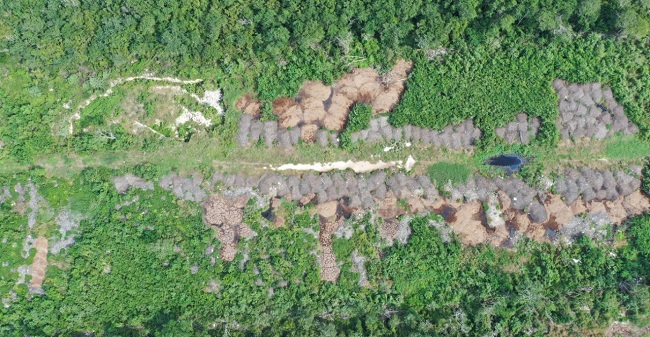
270, 156, 416, 173
176, 106, 212, 127
191, 90, 224, 114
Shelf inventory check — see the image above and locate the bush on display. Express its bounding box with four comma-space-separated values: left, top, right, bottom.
346, 104, 373, 133
390, 44, 559, 147
427, 162, 471, 186
339, 103, 373, 149
629, 215, 650, 259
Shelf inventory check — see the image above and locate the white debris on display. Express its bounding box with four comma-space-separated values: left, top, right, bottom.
190, 90, 224, 114
405, 155, 416, 171
271, 158, 413, 173
176, 106, 212, 127
134, 121, 165, 137
69, 75, 204, 134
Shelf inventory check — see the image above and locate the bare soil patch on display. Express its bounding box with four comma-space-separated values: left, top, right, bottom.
260, 60, 412, 139
29, 237, 48, 292
236, 94, 262, 117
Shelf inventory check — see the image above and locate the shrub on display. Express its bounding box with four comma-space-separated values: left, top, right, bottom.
427, 162, 471, 186
346, 104, 373, 133
339, 103, 373, 149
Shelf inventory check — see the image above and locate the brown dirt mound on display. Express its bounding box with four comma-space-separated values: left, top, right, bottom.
272, 97, 296, 115
298, 81, 331, 101
449, 201, 490, 246
377, 196, 406, 219
316, 200, 339, 221
30, 237, 48, 290
235, 94, 261, 117
269, 60, 413, 138
543, 195, 574, 230
301, 97, 327, 124
282, 105, 303, 128
623, 190, 650, 214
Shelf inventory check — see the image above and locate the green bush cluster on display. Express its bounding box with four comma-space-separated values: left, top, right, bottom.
2, 1, 650, 163
392, 35, 650, 147
338, 103, 373, 149
427, 162, 471, 186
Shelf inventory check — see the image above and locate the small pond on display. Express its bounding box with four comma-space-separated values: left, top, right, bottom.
486, 154, 525, 174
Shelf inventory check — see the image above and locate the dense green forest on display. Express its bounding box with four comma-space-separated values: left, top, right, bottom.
2, 0, 650, 336
2, 0, 650, 163
0, 167, 650, 336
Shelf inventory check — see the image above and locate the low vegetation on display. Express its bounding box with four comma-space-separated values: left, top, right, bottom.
427, 162, 472, 186
2, 0, 650, 335
339, 103, 373, 149
1, 168, 650, 335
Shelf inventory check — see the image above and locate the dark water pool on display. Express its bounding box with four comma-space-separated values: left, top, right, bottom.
486, 154, 525, 174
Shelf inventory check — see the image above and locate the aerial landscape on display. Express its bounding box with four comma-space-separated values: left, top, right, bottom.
3, 1, 650, 336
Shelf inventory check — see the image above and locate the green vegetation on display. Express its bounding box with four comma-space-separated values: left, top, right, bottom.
2, 169, 650, 335
391, 46, 559, 146
339, 103, 373, 149
2, 0, 650, 335
392, 36, 650, 147
605, 136, 650, 160
3, 0, 650, 164
427, 162, 471, 186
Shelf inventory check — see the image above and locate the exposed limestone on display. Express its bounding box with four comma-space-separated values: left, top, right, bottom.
113, 174, 154, 194
351, 250, 369, 287
159, 173, 206, 202
50, 209, 81, 254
